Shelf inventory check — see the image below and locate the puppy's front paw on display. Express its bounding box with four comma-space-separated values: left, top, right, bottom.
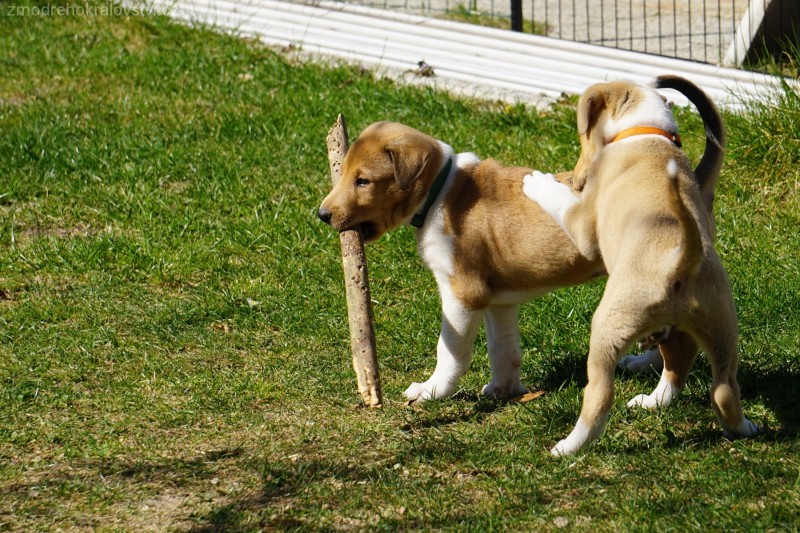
482, 380, 528, 399
627, 393, 661, 409
549, 418, 600, 456
550, 438, 580, 457
404, 382, 433, 402
522, 170, 558, 202
522, 171, 577, 227
403, 380, 453, 402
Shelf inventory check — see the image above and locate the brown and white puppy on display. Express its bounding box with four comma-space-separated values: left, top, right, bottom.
523, 80, 759, 456
318, 121, 604, 401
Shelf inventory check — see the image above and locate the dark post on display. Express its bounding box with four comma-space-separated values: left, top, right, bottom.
510, 0, 523, 32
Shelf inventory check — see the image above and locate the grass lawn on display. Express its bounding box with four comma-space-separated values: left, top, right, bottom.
1, 2, 799, 531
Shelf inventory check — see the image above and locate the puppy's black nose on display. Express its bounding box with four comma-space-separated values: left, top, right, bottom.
317, 208, 332, 224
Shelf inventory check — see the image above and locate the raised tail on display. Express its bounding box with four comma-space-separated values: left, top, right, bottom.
655, 75, 725, 213
666, 159, 704, 285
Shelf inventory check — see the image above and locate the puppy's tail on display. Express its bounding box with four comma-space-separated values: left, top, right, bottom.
666, 160, 704, 287
655, 75, 725, 213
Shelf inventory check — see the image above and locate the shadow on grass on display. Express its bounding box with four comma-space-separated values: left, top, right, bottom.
545, 344, 800, 437
190, 450, 506, 532
662, 356, 800, 438
739, 364, 800, 437
105, 448, 246, 478
184, 364, 800, 532
399, 391, 506, 432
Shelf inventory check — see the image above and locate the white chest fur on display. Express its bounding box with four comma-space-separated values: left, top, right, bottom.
415, 151, 480, 279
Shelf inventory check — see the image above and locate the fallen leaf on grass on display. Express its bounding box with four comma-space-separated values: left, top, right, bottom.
511, 390, 546, 403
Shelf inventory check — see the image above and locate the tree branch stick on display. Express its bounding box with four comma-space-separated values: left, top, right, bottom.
326, 114, 383, 408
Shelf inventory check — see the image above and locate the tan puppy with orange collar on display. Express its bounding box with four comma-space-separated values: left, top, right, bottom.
523, 80, 759, 455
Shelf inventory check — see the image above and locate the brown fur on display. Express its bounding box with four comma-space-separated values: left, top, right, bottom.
441, 161, 599, 309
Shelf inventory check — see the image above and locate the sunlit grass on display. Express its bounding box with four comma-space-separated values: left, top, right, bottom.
0, 1, 798, 530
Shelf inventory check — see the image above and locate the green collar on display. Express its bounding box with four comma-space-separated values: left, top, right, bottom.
410, 156, 453, 228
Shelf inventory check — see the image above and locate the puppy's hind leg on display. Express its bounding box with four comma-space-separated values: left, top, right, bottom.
482, 304, 528, 399
628, 329, 698, 409
695, 315, 760, 439
552, 285, 644, 456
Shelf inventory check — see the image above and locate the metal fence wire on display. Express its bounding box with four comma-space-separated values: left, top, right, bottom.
322, 0, 798, 65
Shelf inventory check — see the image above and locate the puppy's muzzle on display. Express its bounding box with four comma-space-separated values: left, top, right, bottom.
317, 207, 333, 225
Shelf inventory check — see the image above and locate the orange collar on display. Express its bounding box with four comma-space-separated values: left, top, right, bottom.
611, 126, 682, 147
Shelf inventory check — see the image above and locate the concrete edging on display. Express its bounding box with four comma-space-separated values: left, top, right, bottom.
132, 0, 790, 109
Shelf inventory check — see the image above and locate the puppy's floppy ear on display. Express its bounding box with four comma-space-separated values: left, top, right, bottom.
573, 87, 608, 191
577, 88, 607, 138
385, 143, 430, 189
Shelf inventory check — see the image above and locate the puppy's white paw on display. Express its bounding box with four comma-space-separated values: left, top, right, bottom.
482, 380, 528, 399
522, 171, 558, 202
618, 348, 663, 374
627, 393, 661, 409
403, 380, 452, 402
523, 171, 577, 227
550, 438, 580, 457
549, 418, 598, 456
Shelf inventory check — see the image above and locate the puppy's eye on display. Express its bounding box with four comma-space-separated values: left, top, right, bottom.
355, 177, 370, 187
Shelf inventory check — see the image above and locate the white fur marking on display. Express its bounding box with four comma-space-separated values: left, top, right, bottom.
403, 272, 483, 401
666, 158, 679, 177
405, 150, 487, 402
416, 150, 479, 276
604, 85, 679, 143
482, 305, 528, 399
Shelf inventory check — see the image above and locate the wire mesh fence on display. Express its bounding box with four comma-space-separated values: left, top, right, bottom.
319, 0, 798, 65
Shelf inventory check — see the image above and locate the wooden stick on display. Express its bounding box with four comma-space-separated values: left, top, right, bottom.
325, 114, 383, 408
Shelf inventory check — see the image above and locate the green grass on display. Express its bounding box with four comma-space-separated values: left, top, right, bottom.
1, 2, 799, 531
